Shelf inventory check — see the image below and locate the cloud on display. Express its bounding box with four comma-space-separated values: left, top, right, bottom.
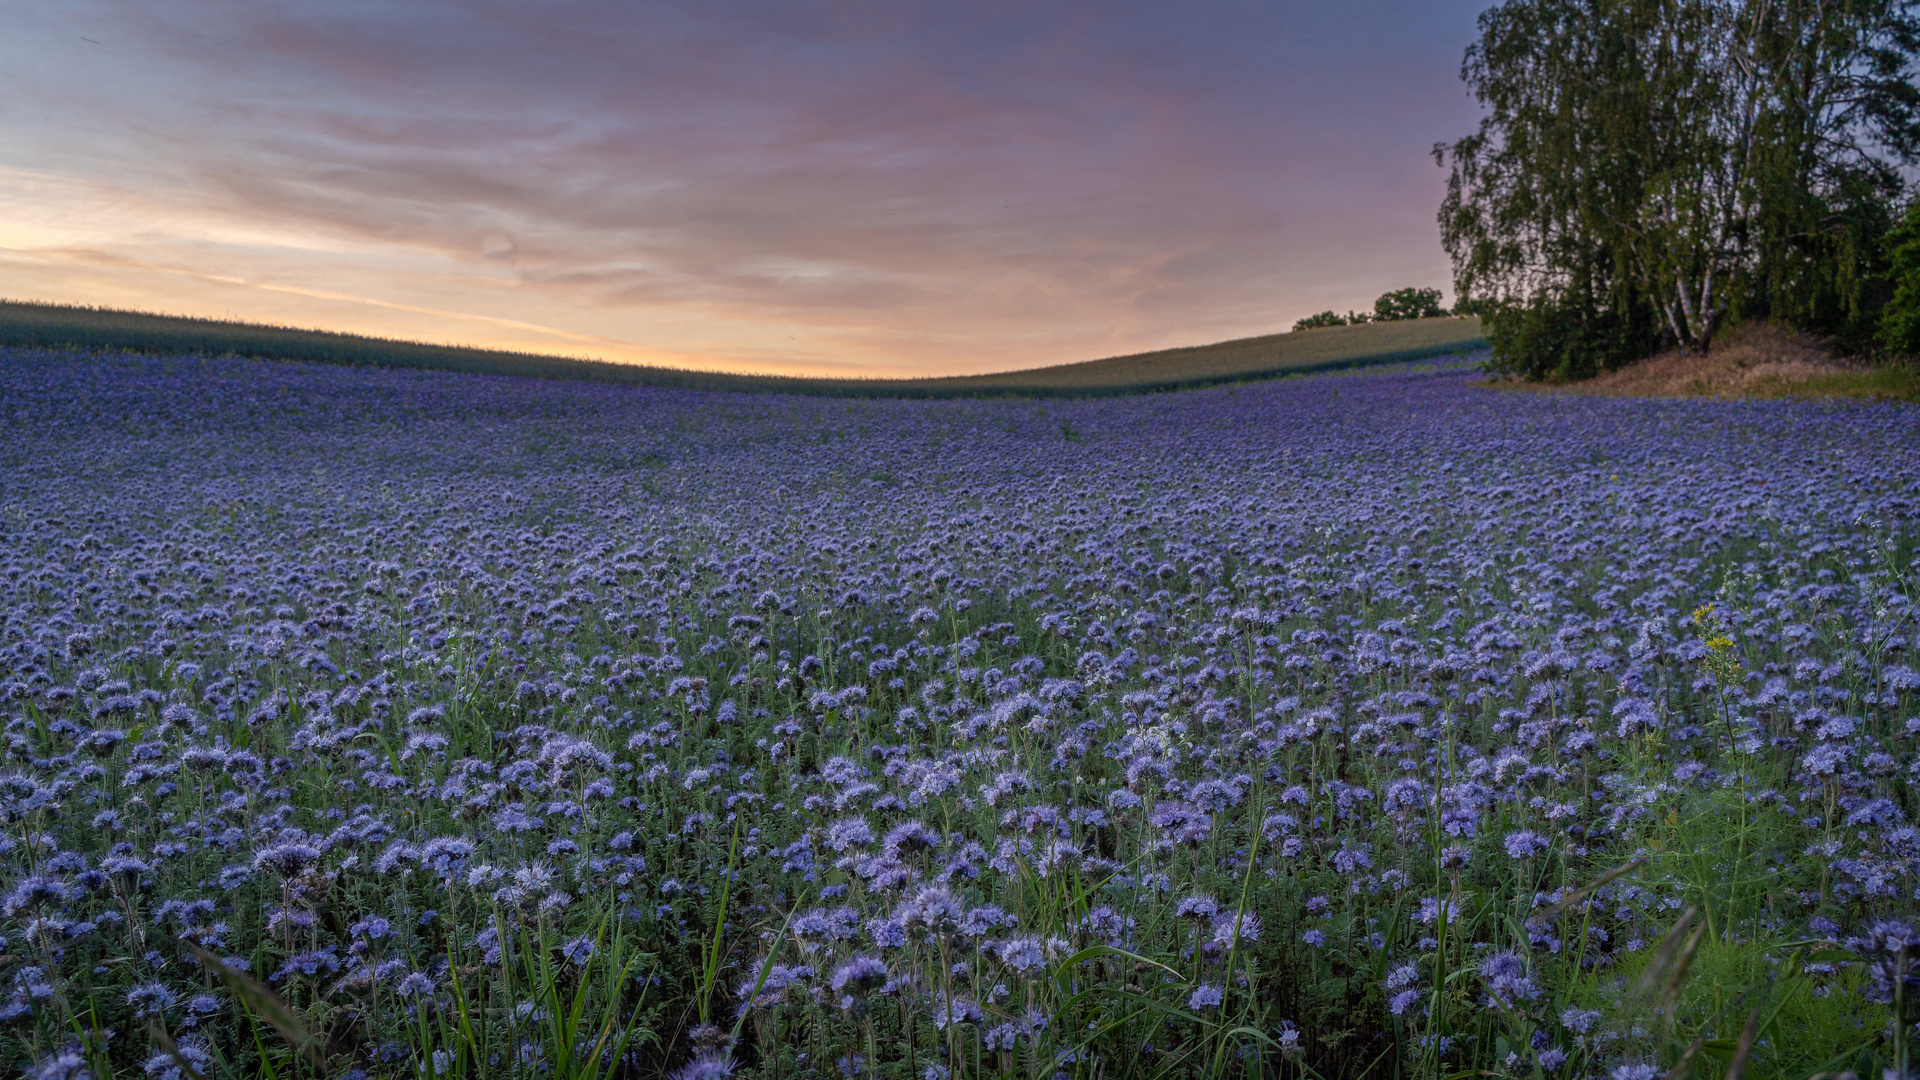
0, 0, 1486, 376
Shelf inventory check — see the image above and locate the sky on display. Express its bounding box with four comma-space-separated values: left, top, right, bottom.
1, 1, 1490, 378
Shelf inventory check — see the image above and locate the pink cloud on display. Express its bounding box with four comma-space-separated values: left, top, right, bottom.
0, 0, 1486, 375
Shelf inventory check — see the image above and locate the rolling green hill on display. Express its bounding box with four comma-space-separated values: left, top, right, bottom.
0, 299, 1483, 397
914, 316, 1485, 393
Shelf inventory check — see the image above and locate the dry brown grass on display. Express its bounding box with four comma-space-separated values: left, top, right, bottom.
1486, 322, 1920, 402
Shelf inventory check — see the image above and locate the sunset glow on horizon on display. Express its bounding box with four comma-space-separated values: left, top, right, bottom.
2, 1, 1486, 378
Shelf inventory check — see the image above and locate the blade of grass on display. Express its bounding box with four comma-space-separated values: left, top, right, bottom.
447, 962, 482, 1076
608, 961, 656, 1074
1053, 945, 1186, 1000
698, 817, 743, 1025
1537, 857, 1649, 920
1208, 1018, 1288, 1076
1724, 1009, 1761, 1080
585, 949, 653, 1080
244, 1006, 281, 1080
1096, 988, 1223, 1031
1068, 1003, 1152, 1057
731, 888, 807, 1044
185, 943, 326, 1073
1661, 920, 1710, 1015
564, 917, 609, 1069
1221, 800, 1266, 983
146, 1021, 206, 1080
1664, 1033, 1709, 1080
1637, 906, 1702, 996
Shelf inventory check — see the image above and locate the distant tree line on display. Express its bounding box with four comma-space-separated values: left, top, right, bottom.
1293, 287, 1453, 331
1436, 0, 1920, 380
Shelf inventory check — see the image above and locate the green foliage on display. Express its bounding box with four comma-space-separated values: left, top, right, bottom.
1482, 296, 1663, 381
1878, 198, 1920, 357
1549, 752, 1903, 1077
1564, 935, 1889, 1080
377, 907, 659, 1080
1286, 287, 1449, 342
1438, 0, 1920, 379
1372, 287, 1447, 322
1747, 362, 1920, 401
1292, 311, 1349, 331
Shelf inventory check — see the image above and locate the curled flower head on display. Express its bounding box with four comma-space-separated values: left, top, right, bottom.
561, 936, 595, 966
1209, 911, 1262, 950
882, 820, 941, 857
897, 885, 964, 938
1503, 831, 1549, 860
1847, 917, 1920, 1004
993, 937, 1047, 975
931, 993, 981, 1029
2, 877, 73, 918
824, 817, 875, 852
1174, 894, 1219, 921
251, 843, 322, 880
27, 1050, 92, 1080
125, 981, 176, 1019
829, 956, 889, 996
395, 972, 436, 999
671, 1053, 736, 1080
1480, 952, 1541, 1007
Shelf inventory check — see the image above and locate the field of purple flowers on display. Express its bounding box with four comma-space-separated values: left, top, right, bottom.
1, 347, 1917, 1080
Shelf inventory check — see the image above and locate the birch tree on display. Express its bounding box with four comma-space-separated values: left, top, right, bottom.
1438, 0, 1920, 377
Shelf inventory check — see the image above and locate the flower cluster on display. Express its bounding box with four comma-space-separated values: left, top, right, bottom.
0, 348, 1915, 1078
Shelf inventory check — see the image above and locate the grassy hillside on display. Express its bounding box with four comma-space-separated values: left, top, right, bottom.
914, 316, 1485, 392
0, 299, 1483, 397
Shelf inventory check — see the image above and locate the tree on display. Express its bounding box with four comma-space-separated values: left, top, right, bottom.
1436, 0, 1671, 379
1292, 311, 1349, 330
1878, 197, 1920, 354
1437, 0, 1920, 380
1745, 1, 1920, 347
1373, 287, 1449, 321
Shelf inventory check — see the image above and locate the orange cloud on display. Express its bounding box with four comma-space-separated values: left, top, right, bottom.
0, 1, 1481, 377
